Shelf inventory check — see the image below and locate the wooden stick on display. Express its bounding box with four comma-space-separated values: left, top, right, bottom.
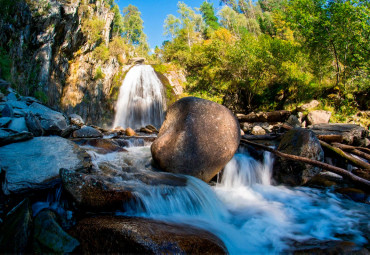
319, 140, 370, 170
332, 143, 370, 161
240, 139, 370, 189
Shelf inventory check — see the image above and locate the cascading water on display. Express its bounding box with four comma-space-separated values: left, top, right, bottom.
104, 146, 369, 254
113, 65, 166, 129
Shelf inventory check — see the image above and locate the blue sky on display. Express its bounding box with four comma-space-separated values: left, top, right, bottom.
116, 0, 221, 49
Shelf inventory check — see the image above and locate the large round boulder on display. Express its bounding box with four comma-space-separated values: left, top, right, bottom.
273, 128, 324, 186
151, 97, 240, 182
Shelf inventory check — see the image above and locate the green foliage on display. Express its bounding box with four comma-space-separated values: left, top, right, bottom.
164, 14, 181, 40
200, 1, 219, 30
94, 66, 105, 80
112, 4, 124, 37
34, 90, 48, 104
110, 69, 127, 100
93, 45, 110, 62
81, 16, 105, 45
122, 5, 144, 45
0, 47, 12, 81
109, 36, 127, 57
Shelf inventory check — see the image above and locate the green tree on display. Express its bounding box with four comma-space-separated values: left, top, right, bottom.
200, 1, 219, 30
164, 14, 181, 40
122, 5, 144, 45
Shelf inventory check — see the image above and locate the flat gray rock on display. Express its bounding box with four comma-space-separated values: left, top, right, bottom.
0, 136, 91, 195
8, 118, 28, 133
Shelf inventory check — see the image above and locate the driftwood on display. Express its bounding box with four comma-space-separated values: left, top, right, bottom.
238, 110, 291, 123
242, 134, 281, 140
316, 134, 344, 143
332, 143, 370, 161
240, 138, 370, 189
319, 140, 370, 170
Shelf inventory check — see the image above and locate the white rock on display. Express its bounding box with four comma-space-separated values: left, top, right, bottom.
307, 110, 331, 125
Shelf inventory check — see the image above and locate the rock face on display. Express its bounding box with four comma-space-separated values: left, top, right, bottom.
0, 136, 91, 194
151, 97, 240, 183
307, 110, 331, 125
273, 128, 324, 186
70, 216, 227, 254
0, 0, 123, 126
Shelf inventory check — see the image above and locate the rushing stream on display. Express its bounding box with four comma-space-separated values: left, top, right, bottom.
113, 65, 166, 129
76, 144, 368, 254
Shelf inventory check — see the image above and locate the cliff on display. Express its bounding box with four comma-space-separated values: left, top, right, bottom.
0, 0, 127, 126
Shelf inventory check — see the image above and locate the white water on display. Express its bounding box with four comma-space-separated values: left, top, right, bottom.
108, 147, 369, 254
113, 65, 165, 129
74, 144, 369, 254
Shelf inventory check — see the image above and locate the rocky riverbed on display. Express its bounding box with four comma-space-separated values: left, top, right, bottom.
0, 90, 369, 253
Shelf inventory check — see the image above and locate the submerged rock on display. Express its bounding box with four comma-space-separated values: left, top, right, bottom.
70, 216, 227, 254
273, 128, 324, 186
0, 136, 91, 194
33, 210, 79, 253
151, 97, 240, 183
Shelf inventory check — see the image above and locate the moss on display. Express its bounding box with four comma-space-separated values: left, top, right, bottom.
94, 66, 105, 80
152, 65, 178, 106
109, 68, 129, 101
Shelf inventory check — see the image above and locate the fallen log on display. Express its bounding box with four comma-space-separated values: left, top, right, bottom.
316, 134, 344, 143
242, 134, 281, 140
332, 143, 370, 161
240, 139, 370, 189
319, 140, 370, 170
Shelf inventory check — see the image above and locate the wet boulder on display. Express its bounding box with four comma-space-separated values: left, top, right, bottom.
151, 97, 240, 183
27, 102, 67, 135
33, 210, 79, 253
273, 128, 324, 186
0, 199, 32, 253
72, 126, 103, 138
70, 216, 227, 254
0, 136, 91, 194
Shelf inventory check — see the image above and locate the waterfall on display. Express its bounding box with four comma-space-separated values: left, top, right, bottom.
113, 65, 165, 129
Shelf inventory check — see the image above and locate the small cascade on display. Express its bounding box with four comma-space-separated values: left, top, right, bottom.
219, 150, 273, 188
113, 65, 166, 129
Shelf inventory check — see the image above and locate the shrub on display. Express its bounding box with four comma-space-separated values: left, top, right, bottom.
94, 66, 105, 80
93, 45, 110, 62
81, 16, 105, 44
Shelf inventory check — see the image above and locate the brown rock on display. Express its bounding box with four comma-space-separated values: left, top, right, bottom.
297, 100, 320, 111
151, 97, 240, 182
70, 216, 227, 254
125, 127, 136, 136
